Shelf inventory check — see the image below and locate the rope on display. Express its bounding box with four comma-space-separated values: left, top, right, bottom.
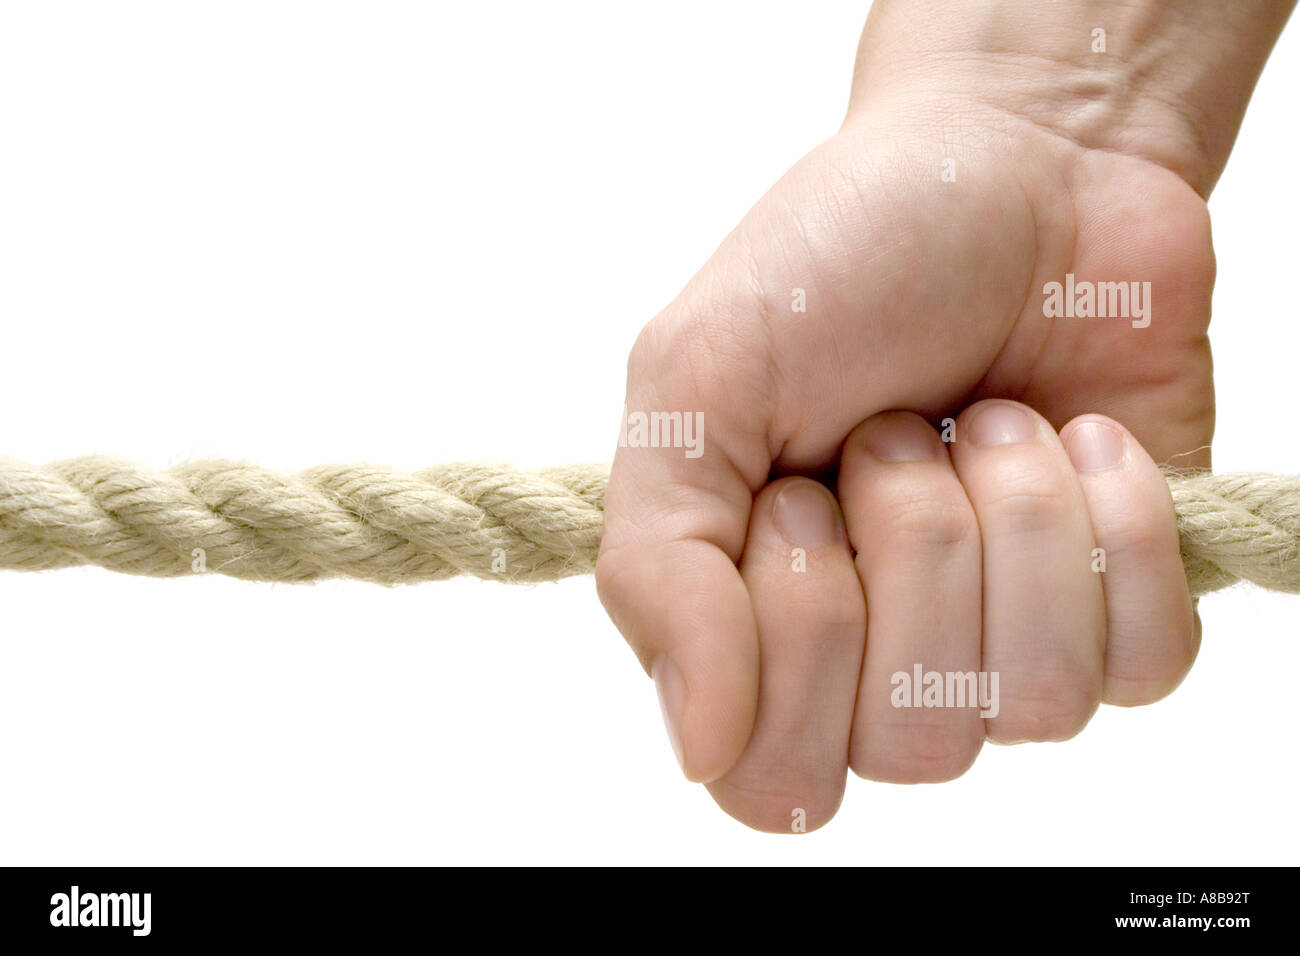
0, 456, 1297, 594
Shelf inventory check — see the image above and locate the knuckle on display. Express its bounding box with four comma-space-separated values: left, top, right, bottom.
626, 308, 773, 454
593, 550, 632, 627
986, 681, 1098, 743
630, 310, 748, 403
755, 582, 865, 655
710, 769, 845, 834
795, 603, 866, 650
856, 473, 978, 551
851, 724, 983, 784
593, 544, 655, 665
884, 494, 980, 550
1104, 623, 1198, 706
1094, 502, 1176, 562
978, 469, 1074, 536
626, 314, 683, 388
1103, 669, 1184, 707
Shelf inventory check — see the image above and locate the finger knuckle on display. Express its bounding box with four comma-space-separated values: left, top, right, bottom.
986, 681, 1098, 743
1094, 501, 1175, 562
978, 468, 1074, 537
711, 770, 845, 834
851, 723, 983, 784
858, 473, 977, 551
1104, 622, 1198, 705
628, 309, 755, 411
594, 545, 649, 656
887, 495, 980, 550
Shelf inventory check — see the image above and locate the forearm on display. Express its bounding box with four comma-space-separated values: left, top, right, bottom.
850, 0, 1296, 195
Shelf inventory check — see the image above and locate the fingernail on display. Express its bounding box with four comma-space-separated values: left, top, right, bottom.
772, 480, 841, 548
861, 416, 938, 462
1066, 421, 1125, 472
652, 655, 686, 771
969, 403, 1036, 446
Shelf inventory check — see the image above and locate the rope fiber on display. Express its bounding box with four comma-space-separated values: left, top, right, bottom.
0, 456, 1297, 594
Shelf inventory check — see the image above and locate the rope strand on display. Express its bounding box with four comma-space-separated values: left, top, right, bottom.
1, 456, 1297, 593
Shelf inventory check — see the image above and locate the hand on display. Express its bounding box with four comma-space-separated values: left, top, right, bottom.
708, 402, 1193, 831
597, 0, 1290, 830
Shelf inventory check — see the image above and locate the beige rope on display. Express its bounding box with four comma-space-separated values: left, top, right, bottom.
0, 456, 1297, 593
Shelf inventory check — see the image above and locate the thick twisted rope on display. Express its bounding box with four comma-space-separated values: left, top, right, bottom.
0, 456, 1297, 594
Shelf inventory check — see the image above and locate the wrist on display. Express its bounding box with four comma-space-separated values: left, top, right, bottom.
848, 0, 1296, 196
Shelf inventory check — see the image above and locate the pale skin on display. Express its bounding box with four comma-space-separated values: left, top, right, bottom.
597, 0, 1297, 831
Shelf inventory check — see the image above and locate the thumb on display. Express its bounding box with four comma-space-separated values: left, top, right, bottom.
597, 307, 774, 783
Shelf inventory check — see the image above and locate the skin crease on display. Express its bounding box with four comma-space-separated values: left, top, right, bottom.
597, 1, 1296, 832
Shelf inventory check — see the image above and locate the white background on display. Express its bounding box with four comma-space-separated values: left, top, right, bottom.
0, 1, 1296, 864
